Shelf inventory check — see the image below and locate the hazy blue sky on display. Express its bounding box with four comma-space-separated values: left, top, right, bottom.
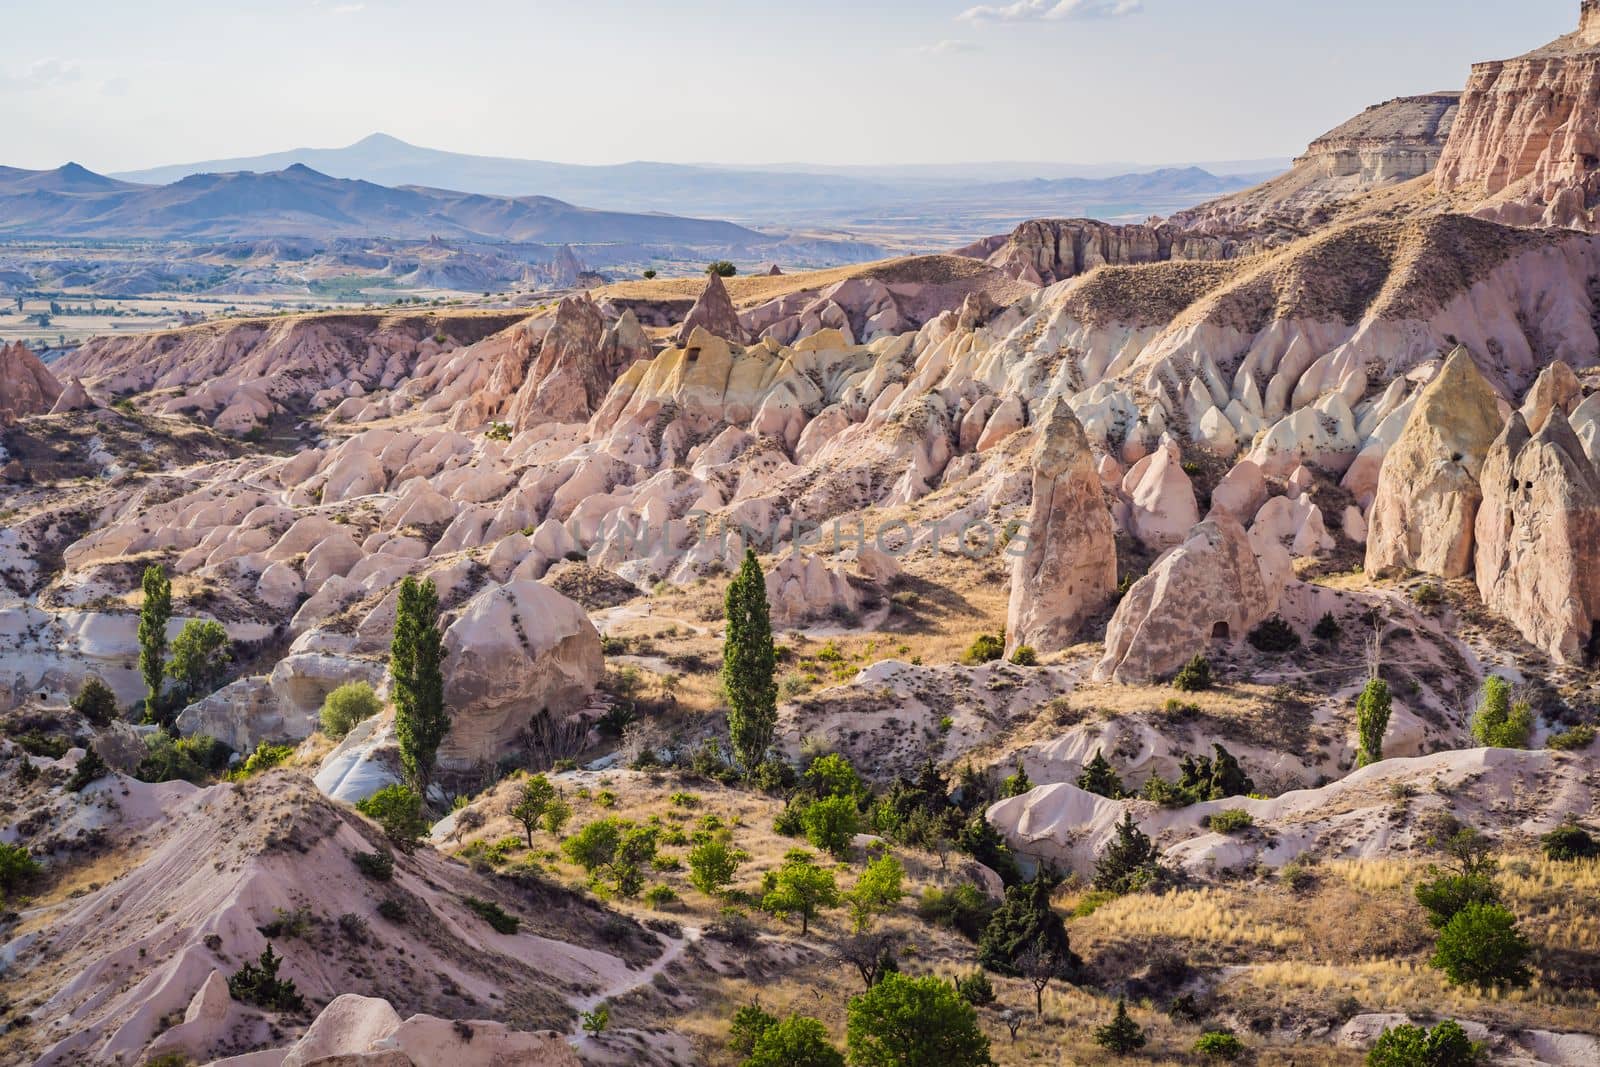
0, 0, 1579, 171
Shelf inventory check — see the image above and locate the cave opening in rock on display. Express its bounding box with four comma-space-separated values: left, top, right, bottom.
1212, 622, 1231, 641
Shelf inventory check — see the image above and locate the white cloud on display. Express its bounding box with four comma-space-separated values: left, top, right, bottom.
957, 0, 1142, 23
0, 58, 84, 92
330, 3, 366, 13
916, 39, 982, 55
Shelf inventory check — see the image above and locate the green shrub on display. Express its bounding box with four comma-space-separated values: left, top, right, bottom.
1470, 677, 1533, 748
320, 682, 381, 739
463, 896, 520, 934
1247, 617, 1300, 653
1540, 821, 1599, 861
955, 970, 995, 1006
1076, 750, 1123, 798
1009, 645, 1038, 666
1312, 612, 1342, 642
1172, 653, 1213, 692
916, 884, 996, 941
485, 421, 513, 442
351, 847, 395, 881
1357, 677, 1393, 767
706, 260, 737, 277
227, 944, 305, 1012
356, 784, 429, 849
846, 972, 990, 1067
0, 842, 43, 902
1094, 998, 1146, 1054
643, 883, 678, 908
1206, 808, 1254, 834
1367, 1019, 1482, 1066
1415, 873, 1499, 930
730, 1001, 779, 1055
376, 897, 407, 923
67, 748, 109, 792
1412, 583, 1443, 607
231, 740, 293, 780
748, 1014, 844, 1067
1547, 722, 1596, 750
1430, 902, 1533, 990
1194, 1030, 1245, 1059
71, 677, 119, 726
960, 632, 1005, 666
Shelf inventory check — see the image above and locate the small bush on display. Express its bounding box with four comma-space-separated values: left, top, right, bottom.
351, 847, 395, 881
730, 1001, 779, 1056
0, 842, 43, 902
1541, 822, 1599, 861
231, 740, 293, 779
1172, 654, 1213, 692
955, 970, 995, 1006
463, 896, 520, 934
1470, 677, 1533, 749
71, 677, 119, 726
1312, 612, 1341, 642
1194, 1030, 1245, 1059
1547, 722, 1596, 751
1205, 808, 1254, 834
643, 883, 679, 908
227, 944, 305, 1012
376, 897, 408, 923
1367, 1019, 1482, 1066
1009, 645, 1038, 667
916, 884, 996, 941
357, 784, 429, 849
320, 682, 381, 739
802, 794, 861, 857
67, 748, 109, 792
1412, 583, 1443, 607
485, 421, 513, 442
960, 633, 1005, 666
1247, 617, 1300, 653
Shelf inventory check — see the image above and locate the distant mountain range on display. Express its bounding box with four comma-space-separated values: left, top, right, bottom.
0, 162, 767, 245
108, 134, 1284, 226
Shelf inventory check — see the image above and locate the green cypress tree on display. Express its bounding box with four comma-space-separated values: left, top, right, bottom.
722, 548, 776, 773
1356, 677, 1392, 767
137, 564, 172, 724
391, 576, 448, 793
1077, 750, 1124, 798
1207, 744, 1254, 799
977, 876, 1080, 978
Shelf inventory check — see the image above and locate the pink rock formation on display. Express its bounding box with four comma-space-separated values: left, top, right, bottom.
503, 296, 649, 429
1096, 510, 1274, 684
677, 271, 746, 345
1474, 408, 1600, 664
1006, 404, 1117, 654
1365, 348, 1504, 578
0, 340, 63, 423
979, 218, 1230, 285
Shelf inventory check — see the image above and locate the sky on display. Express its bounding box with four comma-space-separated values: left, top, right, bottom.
0, 0, 1580, 172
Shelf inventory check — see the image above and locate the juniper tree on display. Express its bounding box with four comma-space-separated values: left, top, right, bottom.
1094, 997, 1146, 1054
1076, 750, 1123, 798
1093, 812, 1162, 894
137, 564, 172, 723
722, 548, 777, 773
391, 576, 448, 794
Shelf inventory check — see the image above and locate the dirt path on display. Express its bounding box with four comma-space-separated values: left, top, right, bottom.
567, 924, 703, 1037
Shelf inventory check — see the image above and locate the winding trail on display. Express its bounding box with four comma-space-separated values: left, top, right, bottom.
567, 924, 703, 1038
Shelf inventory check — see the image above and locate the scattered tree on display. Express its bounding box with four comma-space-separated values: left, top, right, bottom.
955, 971, 995, 1007
227, 944, 305, 1012
391, 576, 448, 793
1415, 825, 1500, 929
1356, 677, 1392, 767
706, 260, 737, 277
67, 747, 109, 792
71, 677, 118, 727
1430, 902, 1533, 991
1093, 812, 1163, 894
723, 549, 777, 773
747, 1014, 844, 1067
1541, 821, 1599, 861
978, 876, 1082, 997
320, 681, 381, 738
845, 972, 993, 1067
137, 564, 172, 722
762, 849, 840, 935
1076, 750, 1123, 798
729, 1000, 779, 1056
509, 773, 558, 847
1000, 759, 1032, 798
1470, 676, 1534, 748
803, 793, 860, 858
356, 784, 429, 849
166, 619, 231, 701
1094, 998, 1147, 1055
846, 853, 905, 933
580, 1002, 610, 1037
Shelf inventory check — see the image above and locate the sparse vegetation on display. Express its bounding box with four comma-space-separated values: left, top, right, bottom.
227, 944, 305, 1012
1172, 653, 1213, 692
320, 681, 381, 739
356, 784, 429, 849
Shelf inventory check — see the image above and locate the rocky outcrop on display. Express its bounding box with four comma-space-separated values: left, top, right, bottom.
501, 295, 650, 429
766, 553, 863, 629
48, 375, 94, 414
261, 994, 582, 1066
1096, 511, 1273, 683
677, 271, 746, 344
1365, 348, 1504, 577
979, 218, 1230, 286
1006, 404, 1117, 654
1298, 93, 1461, 185
0, 340, 63, 423
438, 580, 603, 767
1474, 408, 1600, 664
1436, 3, 1600, 230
